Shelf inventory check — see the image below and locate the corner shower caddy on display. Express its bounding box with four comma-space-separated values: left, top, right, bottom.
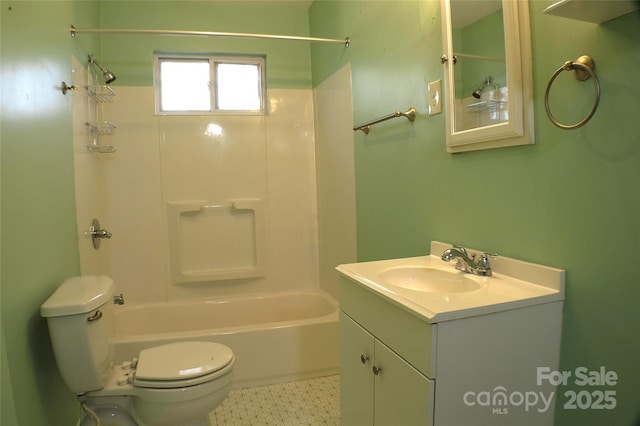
86, 81, 117, 153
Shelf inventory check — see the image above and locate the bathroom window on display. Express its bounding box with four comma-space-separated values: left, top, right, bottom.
155, 54, 266, 115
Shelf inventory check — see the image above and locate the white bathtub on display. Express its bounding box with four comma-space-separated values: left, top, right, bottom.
111, 291, 339, 389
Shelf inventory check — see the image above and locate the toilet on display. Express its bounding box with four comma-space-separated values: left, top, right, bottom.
41, 275, 235, 426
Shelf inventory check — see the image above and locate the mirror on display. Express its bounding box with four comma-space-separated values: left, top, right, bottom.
441, 0, 534, 153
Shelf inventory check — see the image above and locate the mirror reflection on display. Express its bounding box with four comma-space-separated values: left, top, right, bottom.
450, 0, 507, 132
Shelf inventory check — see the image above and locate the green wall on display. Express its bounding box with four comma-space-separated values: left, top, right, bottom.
455, 9, 506, 97
98, 1, 313, 88
2, 0, 638, 425
1, 1, 100, 424
310, 1, 639, 425
0, 1, 314, 424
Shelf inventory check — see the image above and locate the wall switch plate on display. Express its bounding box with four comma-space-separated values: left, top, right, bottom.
428, 80, 442, 116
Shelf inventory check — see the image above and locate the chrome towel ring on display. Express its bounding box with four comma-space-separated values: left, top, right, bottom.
544, 55, 600, 130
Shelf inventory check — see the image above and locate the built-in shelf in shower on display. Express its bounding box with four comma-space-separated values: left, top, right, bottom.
167, 198, 267, 284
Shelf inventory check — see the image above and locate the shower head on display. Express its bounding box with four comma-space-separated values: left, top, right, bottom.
88, 55, 116, 85
472, 76, 492, 99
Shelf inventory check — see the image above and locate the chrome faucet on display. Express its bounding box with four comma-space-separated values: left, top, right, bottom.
93, 229, 112, 239
441, 246, 495, 276
87, 218, 112, 250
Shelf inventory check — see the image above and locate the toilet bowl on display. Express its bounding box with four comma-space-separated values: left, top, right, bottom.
78, 402, 137, 426
87, 341, 234, 425
41, 276, 235, 425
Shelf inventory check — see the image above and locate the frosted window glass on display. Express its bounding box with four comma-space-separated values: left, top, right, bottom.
216, 63, 261, 110
160, 61, 211, 111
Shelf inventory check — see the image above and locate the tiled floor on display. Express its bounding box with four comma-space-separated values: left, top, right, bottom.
209, 375, 340, 425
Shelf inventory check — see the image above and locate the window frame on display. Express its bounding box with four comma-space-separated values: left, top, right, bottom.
154, 53, 267, 116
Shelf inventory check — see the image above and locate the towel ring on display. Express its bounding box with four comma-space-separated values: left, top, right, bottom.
544, 55, 600, 130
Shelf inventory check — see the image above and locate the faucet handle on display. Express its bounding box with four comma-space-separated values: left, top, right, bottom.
477, 252, 498, 276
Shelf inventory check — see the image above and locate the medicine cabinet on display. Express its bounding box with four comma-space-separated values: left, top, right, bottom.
440, 0, 534, 153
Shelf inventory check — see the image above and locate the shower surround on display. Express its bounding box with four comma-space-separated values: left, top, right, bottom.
71, 56, 354, 384
74, 81, 324, 302
70, 0, 356, 310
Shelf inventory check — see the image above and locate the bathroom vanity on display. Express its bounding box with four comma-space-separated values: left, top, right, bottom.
337, 241, 565, 426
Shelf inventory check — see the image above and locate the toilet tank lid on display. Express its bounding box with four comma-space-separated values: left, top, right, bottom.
41, 275, 114, 317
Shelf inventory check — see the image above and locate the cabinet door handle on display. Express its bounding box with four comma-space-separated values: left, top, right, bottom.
360, 354, 369, 364
372, 365, 382, 375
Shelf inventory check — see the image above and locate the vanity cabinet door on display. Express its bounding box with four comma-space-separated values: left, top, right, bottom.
340, 312, 434, 426
374, 340, 434, 426
340, 312, 374, 426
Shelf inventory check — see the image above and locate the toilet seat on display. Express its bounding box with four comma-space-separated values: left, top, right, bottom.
132, 341, 234, 389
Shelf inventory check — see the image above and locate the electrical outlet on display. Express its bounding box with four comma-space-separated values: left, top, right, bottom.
428, 80, 442, 116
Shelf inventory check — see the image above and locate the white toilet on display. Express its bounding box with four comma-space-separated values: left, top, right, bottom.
41, 275, 235, 426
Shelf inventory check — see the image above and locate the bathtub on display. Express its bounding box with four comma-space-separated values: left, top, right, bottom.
111, 290, 339, 389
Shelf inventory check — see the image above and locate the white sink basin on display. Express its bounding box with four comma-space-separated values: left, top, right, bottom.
336, 241, 566, 323
379, 266, 481, 294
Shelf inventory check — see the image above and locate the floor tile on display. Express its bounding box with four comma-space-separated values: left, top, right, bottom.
210, 375, 340, 425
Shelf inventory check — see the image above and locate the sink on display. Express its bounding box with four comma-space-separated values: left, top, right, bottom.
379, 266, 481, 294
337, 241, 566, 323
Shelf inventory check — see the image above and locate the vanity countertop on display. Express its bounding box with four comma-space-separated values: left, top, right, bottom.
336, 241, 565, 323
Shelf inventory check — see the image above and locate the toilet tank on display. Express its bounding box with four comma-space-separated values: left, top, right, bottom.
41, 275, 115, 394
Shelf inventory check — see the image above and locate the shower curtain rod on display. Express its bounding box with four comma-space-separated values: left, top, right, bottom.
70, 25, 350, 47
